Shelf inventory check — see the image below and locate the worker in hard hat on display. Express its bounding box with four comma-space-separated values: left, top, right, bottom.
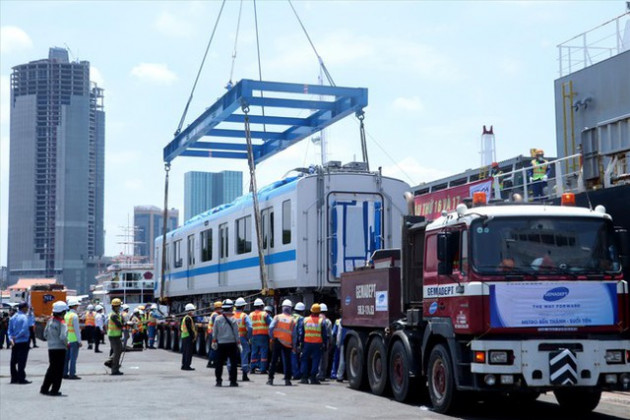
490, 162, 507, 199
529, 149, 550, 200
181, 303, 197, 371
41, 301, 69, 396
266, 299, 297, 386
291, 302, 306, 380
8, 302, 32, 384
105, 298, 124, 375
84, 304, 96, 350
233, 297, 252, 381
211, 299, 240, 387
331, 309, 348, 382
131, 308, 144, 350
63, 298, 82, 380
206, 301, 223, 368
317, 303, 334, 381
120, 304, 131, 349
93, 305, 105, 353
299, 303, 328, 384
249, 298, 272, 374
146, 304, 161, 349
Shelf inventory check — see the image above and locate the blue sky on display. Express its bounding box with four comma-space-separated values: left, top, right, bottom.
0, 1, 627, 265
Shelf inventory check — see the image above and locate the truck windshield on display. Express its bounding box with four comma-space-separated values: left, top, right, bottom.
471, 216, 621, 276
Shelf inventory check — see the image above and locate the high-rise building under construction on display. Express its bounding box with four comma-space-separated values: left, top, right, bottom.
7, 47, 105, 293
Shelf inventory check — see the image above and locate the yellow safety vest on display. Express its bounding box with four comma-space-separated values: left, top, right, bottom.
107, 312, 122, 337
181, 315, 195, 339
65, 311, 78, 343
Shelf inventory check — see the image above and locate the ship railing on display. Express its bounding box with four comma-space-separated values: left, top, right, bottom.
102, 279, 155, 291
557, 11, 630, 77
492, 153, 583, 202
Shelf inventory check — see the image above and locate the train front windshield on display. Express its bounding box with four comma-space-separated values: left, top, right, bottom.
471, 217, 621, 276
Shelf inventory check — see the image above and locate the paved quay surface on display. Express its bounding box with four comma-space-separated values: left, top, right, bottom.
1, 343, 629, 420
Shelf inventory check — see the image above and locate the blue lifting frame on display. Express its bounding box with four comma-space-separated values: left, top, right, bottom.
163, 79, 368, 164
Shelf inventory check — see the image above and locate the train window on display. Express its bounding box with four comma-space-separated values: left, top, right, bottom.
173, 239, 183, 268
236, 216, 252, 254
187, 234, 195, 266
201, 228, 213, 262
261, 207, 274, 249
282, 200, 291, 244
220, 223, 229, 258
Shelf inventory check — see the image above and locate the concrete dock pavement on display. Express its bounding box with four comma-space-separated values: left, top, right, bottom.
1, 344, 629, 420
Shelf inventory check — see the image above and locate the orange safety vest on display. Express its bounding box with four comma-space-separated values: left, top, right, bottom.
303, 316, 323, 344
147, 312, 156, 327
207, 312, 219, 334
250, 310, 269, 336
273, 314, 295, 348
233, 311, 248, 337
85, 311, 96, 326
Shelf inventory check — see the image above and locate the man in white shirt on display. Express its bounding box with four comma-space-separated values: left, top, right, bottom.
94, 305, 105, 353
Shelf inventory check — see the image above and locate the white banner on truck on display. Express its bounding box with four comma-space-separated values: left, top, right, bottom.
489, 282, 618, 328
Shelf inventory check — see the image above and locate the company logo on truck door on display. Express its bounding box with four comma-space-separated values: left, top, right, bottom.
356, 283, 376, 299
543, 287, 569, 302
426, 285, 455, 297
43, 294, 55, 303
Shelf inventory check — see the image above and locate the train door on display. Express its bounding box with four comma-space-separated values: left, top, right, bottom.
219, 223, 228, 286
328, 193, 383, 281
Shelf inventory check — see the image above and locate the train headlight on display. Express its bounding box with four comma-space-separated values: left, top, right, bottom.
605, 350, 624, 364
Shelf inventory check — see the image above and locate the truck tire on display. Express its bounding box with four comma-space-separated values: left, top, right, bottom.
346, 336, 366, 390
367, 337, 388, 395
428, 344, 459, 413
389, 340, 412, 402
554, 388, 601, 414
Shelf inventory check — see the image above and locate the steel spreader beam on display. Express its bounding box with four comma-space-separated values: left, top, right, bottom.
163, 79, 368, 164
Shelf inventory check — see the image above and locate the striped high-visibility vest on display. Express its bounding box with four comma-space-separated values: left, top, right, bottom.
531, 159, 548, 180
107, 312, 122, 337
65, 311, 78, 343
273, 314, 295, 348
233, 311, 248, 337
207, 311, 219, 334
181, 314, 194, 339
250, 310, 269, 336
303, 316, 323, 344
84, 311, 96, 326
147, 312, 157, 327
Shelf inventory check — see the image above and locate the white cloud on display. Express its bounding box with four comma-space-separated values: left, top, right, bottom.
392, 96, 425, 113
0, 26, 33, 53
154, 11, 193, 38
130, 63, 178, 85
90, 66, 105, 87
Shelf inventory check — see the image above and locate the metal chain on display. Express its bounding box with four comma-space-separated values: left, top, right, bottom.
357, 111, 370, 171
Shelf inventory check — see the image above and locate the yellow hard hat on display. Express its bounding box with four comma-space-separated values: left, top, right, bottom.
214, 301, 223, 309
310, 303, 321, 314
137, 305, 145, 311
111, 298, 122, 306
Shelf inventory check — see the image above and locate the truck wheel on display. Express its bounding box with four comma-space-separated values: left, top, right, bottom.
389, 340, 412, 402
346, 336, 366, 390
428, 344, 458, 413
554, 388, 601, 414
367, 337, 388, 395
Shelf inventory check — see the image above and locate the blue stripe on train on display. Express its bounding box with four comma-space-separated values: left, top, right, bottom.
167, 249, 297, 280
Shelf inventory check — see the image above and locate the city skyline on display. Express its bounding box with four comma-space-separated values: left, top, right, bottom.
184, 170, 243, 222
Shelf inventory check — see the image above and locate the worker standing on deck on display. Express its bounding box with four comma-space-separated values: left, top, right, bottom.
212, 299, 240, 387
317, 303, 333, 381
131, 308, 144, 350
63, 298, 82, 380
206, 301, 223, 368
8, 302, 32, 384
267, 299, 297, 386
529, 149, 550, 200
233, 297, 252, 381
249, 298, 271, 374
84, 304, 96, 349
299, 304, 327, 384
291, 302, 305, 380
121, 304, 131, 349
41, 301, 68, 396
105, 298, 124, 375
332, 312, 348, 382
147, 304, 160, 349
93, 305, 105, 353
180, 303, 197, 371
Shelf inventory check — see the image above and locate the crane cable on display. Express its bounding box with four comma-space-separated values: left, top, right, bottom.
174, 0, 227, 136
253, 0, 267, 133
288, 0, 336, 87
227, 0, 244, 86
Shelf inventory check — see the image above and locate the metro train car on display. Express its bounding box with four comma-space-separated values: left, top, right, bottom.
155, 164, 410, 312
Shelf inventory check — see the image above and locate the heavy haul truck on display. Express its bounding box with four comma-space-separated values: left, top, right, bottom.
340, 192, 630, 414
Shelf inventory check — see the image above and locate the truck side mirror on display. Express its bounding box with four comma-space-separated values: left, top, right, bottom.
437, 232, 453, 275
614, 227, 629, 272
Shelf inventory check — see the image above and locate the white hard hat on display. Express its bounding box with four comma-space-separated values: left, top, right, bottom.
67, 298, 79, 307
121, 304, 130, 310
222, 299, 234, 309
133, 308, 140, 313
320, 303, 328, 312
87, 304, 94, 310
235, 297, 247, 307
254, 298, 264, 307
185, 303, 196, 311
52, 301, 68, 313
282, 299, 293, 308
294, 302, 305, 311
151, 304, 157, 309
95, 305, 103, 311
